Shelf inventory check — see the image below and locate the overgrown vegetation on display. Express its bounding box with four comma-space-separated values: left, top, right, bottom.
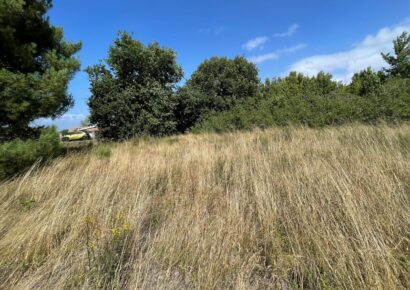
86, 31, 410, 138
93, 144, 112, 159
195, 74, 410, 132
0, 127, 61, 179
194, 33, 409, 132
0, 2, 409, 288
0, 125, 409, 289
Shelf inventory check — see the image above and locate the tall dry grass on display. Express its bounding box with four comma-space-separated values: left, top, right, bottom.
0, 124, 409, 289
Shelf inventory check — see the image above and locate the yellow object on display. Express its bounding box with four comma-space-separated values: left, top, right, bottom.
61, 131, 89, 141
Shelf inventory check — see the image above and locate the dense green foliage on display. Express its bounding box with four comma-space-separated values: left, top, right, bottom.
195, 77, 410, 132
0, 126, 61, 179
175, 57, 259, 132
84, 27, 409, 138
349, 68, 384, 96
193, 33, 410, 133
87, 32, 183, 140
1, 0, 408, 144
0, 0, 81, 139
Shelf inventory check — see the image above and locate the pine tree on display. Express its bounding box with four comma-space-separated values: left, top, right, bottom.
381, 32, 410, 78
0, 0, 81, 139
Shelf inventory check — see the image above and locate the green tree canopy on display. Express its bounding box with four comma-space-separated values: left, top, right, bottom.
381, 31, 410, 78
266, 71, 339, 99
175, 56, 259, 132
0, 0, 81, 139
87, 32, 183, 140
349, 67, 382, 96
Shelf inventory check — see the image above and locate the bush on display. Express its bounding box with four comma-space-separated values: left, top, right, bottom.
0, 127, 62, 180
194, 76, 410, 133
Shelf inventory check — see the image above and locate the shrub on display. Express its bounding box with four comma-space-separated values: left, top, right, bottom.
0, 126, 61, 179
194, 77, 410, 133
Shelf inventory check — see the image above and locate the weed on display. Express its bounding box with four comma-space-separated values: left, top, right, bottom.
94, 145, 111, 158
18, 196, 36, 211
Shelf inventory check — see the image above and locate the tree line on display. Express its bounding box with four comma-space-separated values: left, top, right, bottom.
88, 31, 410, 138
1, 0, 410, 142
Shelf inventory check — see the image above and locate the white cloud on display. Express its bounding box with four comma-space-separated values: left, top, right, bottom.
59, 114, 86, 121
249, 52, 279, 64
243, 24, 300, 51
273, 24, 299, 38
249, 43, 306, 64
278, 43, 306, 54
243, 36, 270, 51
288, 20, 410, 82
32, 113, 86, 130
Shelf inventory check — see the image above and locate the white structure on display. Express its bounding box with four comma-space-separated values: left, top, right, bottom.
68, 125, 99, 139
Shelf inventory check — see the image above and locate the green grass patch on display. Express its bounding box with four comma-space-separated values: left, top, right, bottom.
93, 145, 112, 159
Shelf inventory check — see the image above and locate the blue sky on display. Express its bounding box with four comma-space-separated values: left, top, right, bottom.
36, 0, 410, 129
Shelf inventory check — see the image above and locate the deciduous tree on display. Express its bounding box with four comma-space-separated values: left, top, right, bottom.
87, 32, 183, 139
176, 56, 259, 132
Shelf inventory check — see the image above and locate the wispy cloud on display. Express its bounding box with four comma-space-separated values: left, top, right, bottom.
198, 26, 226, 36
278, 43, 306, 54
59, 114, 86, 121
287, 20, 410, 82
249, 43, 306, 64
243, 24, 300, 53
243, 24, 300, 51
273, 24, 299, 38
248, 52, 279, 64
243, 36, 270, 51
215, 26, 226, 35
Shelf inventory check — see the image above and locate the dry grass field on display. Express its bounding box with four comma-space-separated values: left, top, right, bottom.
0, 124, 409, 289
